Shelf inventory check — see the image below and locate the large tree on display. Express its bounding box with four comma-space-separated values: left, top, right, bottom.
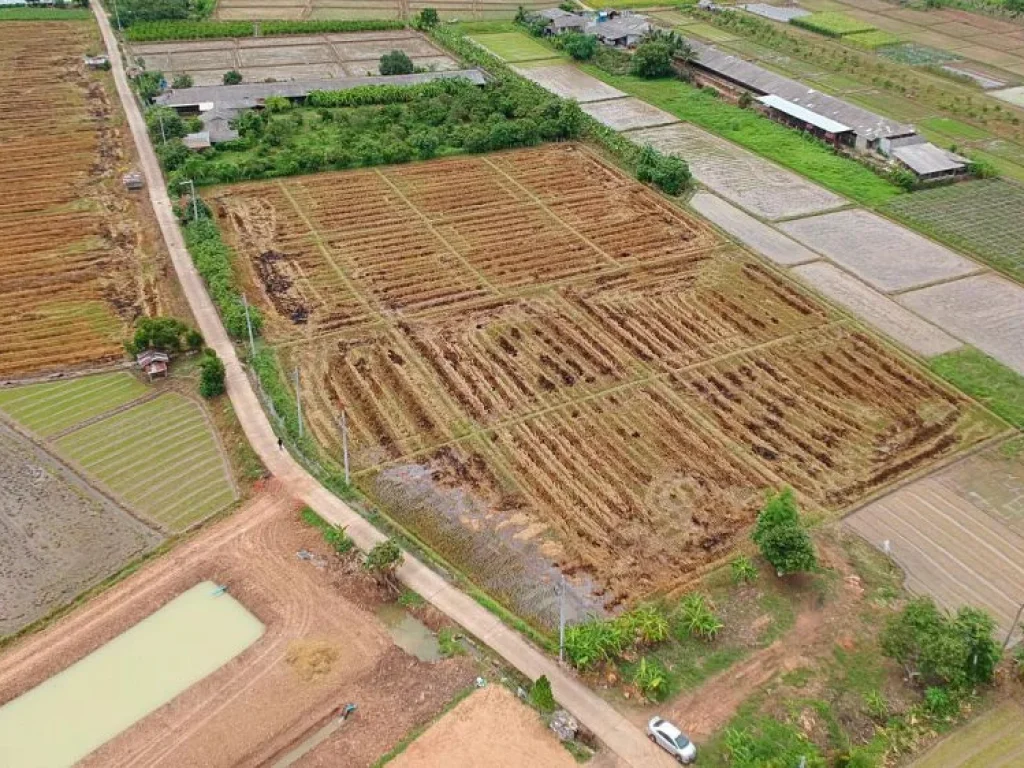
751, 487, 817, 576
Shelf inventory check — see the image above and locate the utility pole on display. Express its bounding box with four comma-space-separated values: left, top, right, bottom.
179, 180, 198, 221
294, 368, 303, 439
1002, 600, 1024, 652
158, 111, 166, 144
112, 0, 123, 31
242, 294, 256, 358
340, 410, 350, 485
556, 576, 566, 664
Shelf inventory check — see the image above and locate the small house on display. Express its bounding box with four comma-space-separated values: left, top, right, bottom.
586, 15, 652, 48
137, 350, 170, 380
122, 171, 144, 190
182, 131, 212, 151
535, 8, 587, 35
84, 55, 109, 69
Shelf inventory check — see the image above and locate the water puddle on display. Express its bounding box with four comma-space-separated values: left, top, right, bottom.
375, 463, 607, 631
375, 603, 442, 662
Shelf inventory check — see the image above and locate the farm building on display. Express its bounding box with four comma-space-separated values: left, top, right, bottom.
155, 69, 488, 145
136, 350, 169, 380
586, 14, 653, 48
534, 8, 587, 34
684, 39, 915, 151
681, 39, 966, 178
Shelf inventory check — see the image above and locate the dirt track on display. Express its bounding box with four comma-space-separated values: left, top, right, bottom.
0, 485, 476, 766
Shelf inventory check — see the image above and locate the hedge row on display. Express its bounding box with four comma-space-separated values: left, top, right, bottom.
125, 18, 405, 41
306, 77, 469, 107
181, 217, 263, 341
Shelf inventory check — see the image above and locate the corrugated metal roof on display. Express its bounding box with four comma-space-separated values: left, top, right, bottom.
892, 142, 967, 176
155, 70, 488, 111
688, 39, 915, 141
757, 94, 852, 134
741, 3, 810, 22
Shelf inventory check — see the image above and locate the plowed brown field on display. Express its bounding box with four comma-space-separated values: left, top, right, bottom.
0, 22, 163, 378
211, 145, 1005, 621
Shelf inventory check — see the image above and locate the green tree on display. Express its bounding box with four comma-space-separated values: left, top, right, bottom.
529, 675, 556, 713
379, 50, 414, 76
881, 597, 1001, 690
145, 106, 186, 143
171, 73, 193, 89
365, 538, 404, 592
133, 70, 165, 102
561, 32, 597, 61
631, 41, 674, 79
223, 69, 243, 85
636, 145, 691, 195
751, 488, 817, 576
198, 349, 226, 398
414, 7, 439, 29
127, 316, 194, 354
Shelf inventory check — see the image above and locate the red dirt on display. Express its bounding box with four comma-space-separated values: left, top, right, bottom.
0, 482, 476, 767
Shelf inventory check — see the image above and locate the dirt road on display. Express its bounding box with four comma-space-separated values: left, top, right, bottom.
89, 5, 672, 765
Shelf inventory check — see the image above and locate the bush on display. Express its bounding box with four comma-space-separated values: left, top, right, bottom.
124, 18, 404, 41
677, 593, 723, 641
923, 686, 959, 719
181, 217, 264, 341
171, 73, 193, 89
223, 69, 242, 85
619, 604, 670, 646
636, 145, 691, 195
300, 506, 354, 555
563, 604, 670, 670
530, 675, 557, 713
198, 348, 226, 398
365, 538, 404, 592
632, 656, 668, 700
731, 555, 759, 585
631, 41, 674, 79
560, 32, 597, 61
881, 597, 1001, 691
132, 70, 164, 102
126, 316, 198, 354
752, 488, 817, 576
379, 50, 414, 76
145, 106, 187, 142
413, 7, 439, 30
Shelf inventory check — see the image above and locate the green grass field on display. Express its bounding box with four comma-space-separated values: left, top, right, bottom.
55, 393, 236, 531
844, 30, 902, 50
469, 32, 558, 62
884, 180, 1024, 283
579, 66, 902, 206
791, 12, 876, 37
0, 373, 149, 437
930, 347, 1024, 429
0, 7, 91, 20
919, 117, 990, 141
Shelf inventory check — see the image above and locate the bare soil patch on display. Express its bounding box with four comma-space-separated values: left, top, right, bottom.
0, 422, 162, 637
0, 485, 476, 767
387, 685, 577, 768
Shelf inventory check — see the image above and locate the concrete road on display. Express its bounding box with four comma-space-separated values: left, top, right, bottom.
89, 5, 673, 766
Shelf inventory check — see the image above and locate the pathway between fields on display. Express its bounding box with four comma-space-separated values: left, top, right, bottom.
90, 6, 672, 766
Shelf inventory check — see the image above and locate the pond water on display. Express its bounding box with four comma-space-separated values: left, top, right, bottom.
0, 581, 264, 768
375, 603, 442, 662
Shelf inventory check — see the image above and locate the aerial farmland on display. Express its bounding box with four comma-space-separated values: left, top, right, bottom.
211, 143, 1003, 625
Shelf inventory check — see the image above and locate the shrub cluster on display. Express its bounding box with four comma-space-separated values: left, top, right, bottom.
126, 316, 202, 355
752, 488, 817, 576
124, 18, 404, 41
165, 78, 584, 186
564, 604, 669, 671
300, 506, 354, 555
198, 348, 226, 398
181, 217, 263, 341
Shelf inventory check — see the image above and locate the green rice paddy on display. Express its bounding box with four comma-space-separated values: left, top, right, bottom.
0, 582, 263, 768
55, 393, 236, 531
469, 32, 559, 63
0, 372, 148, 437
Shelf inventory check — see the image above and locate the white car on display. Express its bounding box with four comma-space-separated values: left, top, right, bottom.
647, 716, 697, 764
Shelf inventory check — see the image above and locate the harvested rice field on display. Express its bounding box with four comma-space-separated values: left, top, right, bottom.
0, 21, 168, 378
211, 144, 1005, 626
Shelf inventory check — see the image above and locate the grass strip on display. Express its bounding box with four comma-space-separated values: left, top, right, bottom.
930, 347, 1024, 429
0, 7, 91, 20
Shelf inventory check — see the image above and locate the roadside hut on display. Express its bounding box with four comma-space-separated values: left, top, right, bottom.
137, 350, 170, 380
